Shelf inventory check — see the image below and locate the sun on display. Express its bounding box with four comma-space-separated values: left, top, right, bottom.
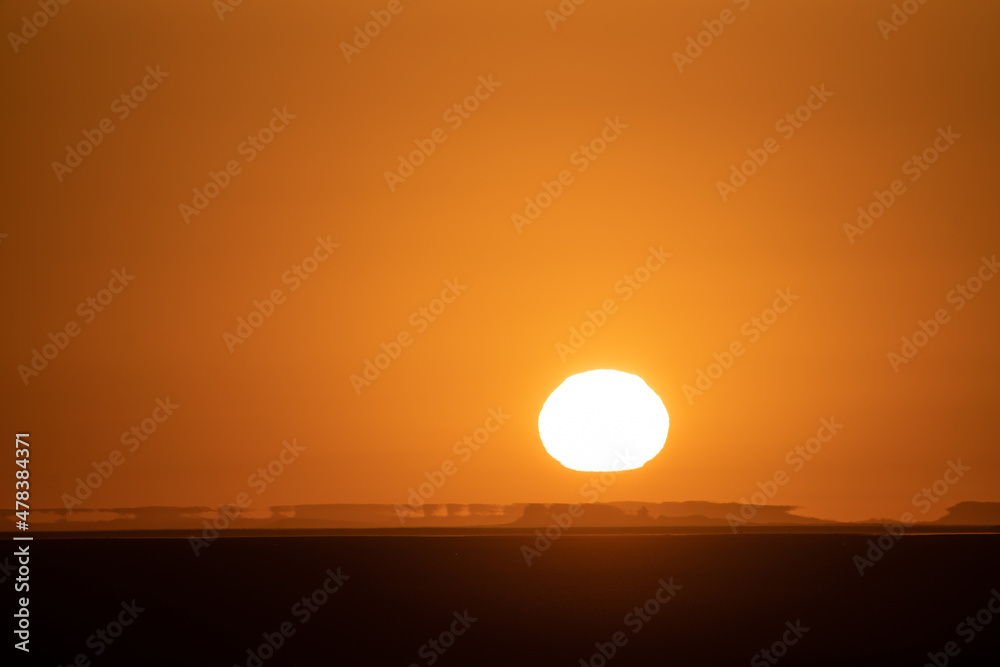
538, 369, 669, 472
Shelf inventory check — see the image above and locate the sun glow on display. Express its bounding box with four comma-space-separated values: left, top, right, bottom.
538, 369, 669, 472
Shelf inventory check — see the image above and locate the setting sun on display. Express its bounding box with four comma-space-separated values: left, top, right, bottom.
4, 1, 999, 663
538, 369, 670, 472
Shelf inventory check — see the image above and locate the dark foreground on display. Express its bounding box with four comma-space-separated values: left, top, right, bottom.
8, 534, 999, 666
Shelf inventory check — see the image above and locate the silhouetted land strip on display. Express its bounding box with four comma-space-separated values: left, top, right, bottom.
16, 534, 1000, 666
4, 523, 997, 540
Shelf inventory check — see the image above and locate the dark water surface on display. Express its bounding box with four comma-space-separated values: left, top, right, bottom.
12, 534, 1000, 666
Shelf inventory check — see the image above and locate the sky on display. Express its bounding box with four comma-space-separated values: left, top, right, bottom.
2, 0, 998, 523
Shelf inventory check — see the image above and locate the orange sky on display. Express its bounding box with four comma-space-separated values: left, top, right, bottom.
2, 0, 998, 523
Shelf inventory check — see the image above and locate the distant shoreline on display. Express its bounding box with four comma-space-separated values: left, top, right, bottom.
3, 525, 997, 539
